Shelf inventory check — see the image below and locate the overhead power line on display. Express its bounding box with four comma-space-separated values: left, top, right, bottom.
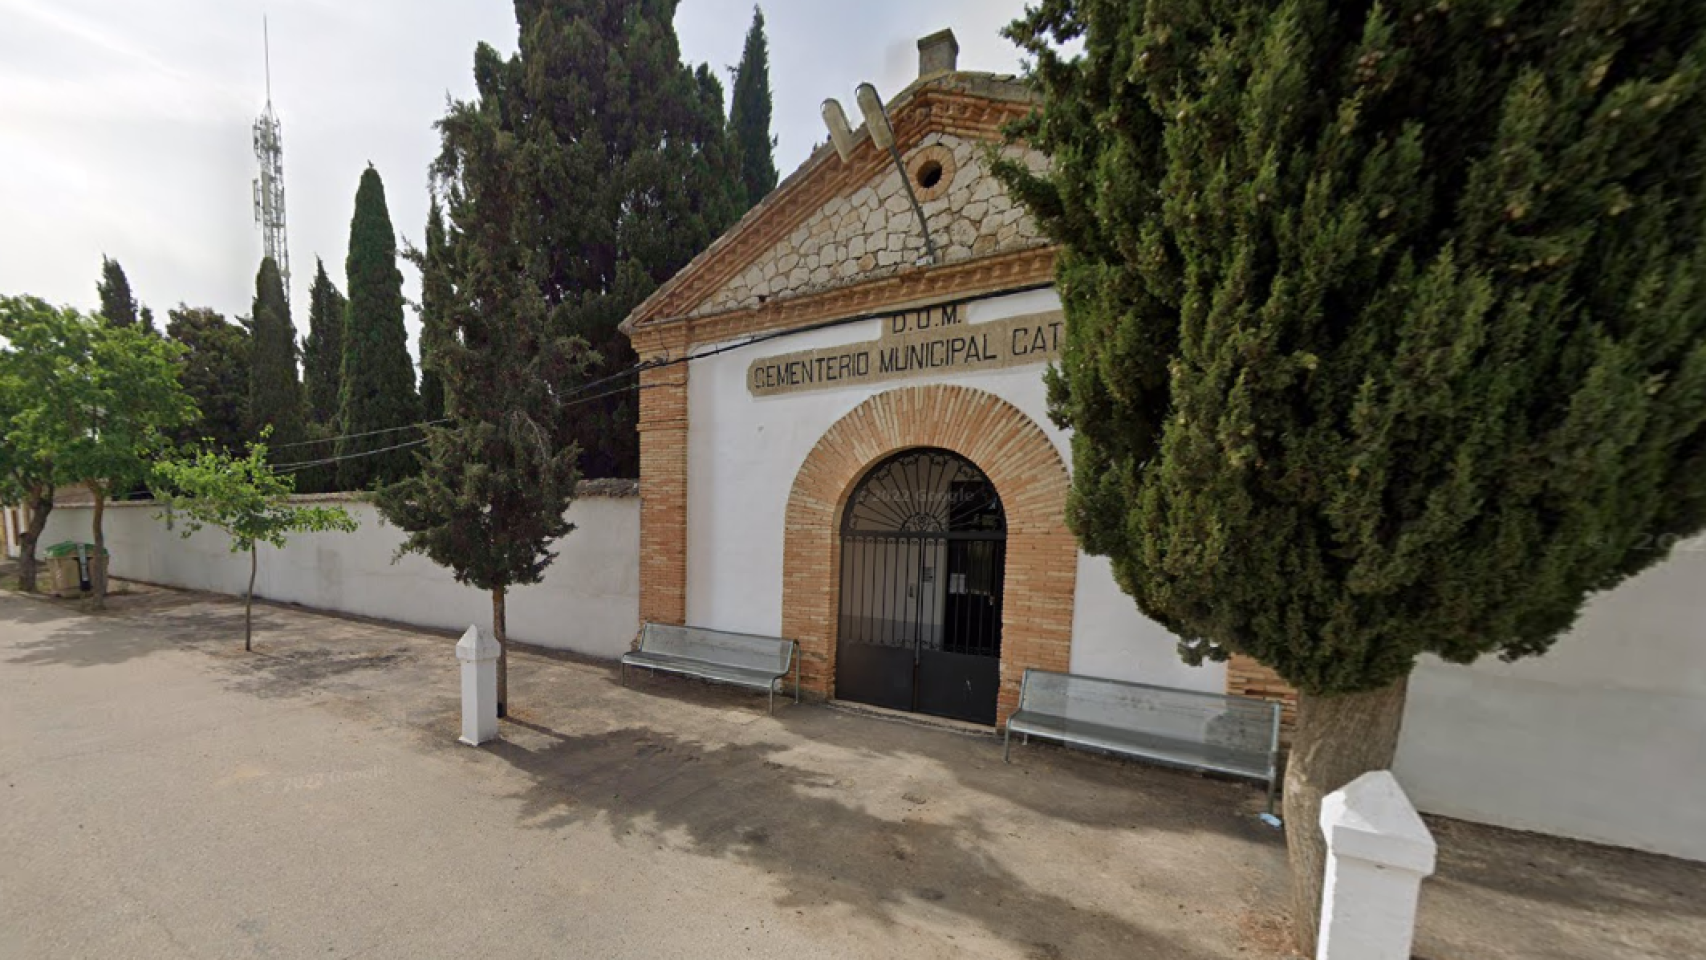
274, 437, 429, 473
256, 281, 1055, 457
267, 418, 453, 450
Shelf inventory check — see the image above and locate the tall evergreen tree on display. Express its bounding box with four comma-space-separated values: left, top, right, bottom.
415, 198, 450, 420
338, 165, 420, 489
247, 257, 305, 459
295, 259, 349, 492
729, 6, 778, 208
302, 258, 347, 426
96, 256, 141, 329
167, 305, 250, 453
376, 55, 593, 715
500, 0, 745, 477
999, 1, 1706, 950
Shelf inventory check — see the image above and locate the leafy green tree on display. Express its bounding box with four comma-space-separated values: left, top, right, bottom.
248, 257, 306, 459
998, 1, 1706, 948
303, 258, 348, 427
96, 255, 141, 329
167, 306, 250, 453
0, 297, 195, 606
155, 436, 357, 650
376, 63, 594, 717
0, 308, 61, 593
486, 0, 745, 477
414, 198, 450, 421
339, 165, 419, 489
729, 6, 778, 208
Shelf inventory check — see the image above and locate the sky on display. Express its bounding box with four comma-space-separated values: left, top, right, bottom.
0, 0, 1041, 360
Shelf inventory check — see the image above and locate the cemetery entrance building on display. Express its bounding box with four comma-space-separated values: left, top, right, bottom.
620, 31, 1235, 729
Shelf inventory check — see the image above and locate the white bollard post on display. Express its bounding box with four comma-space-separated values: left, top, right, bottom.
1316, 771, 1437, 960
456, 625, 501, 746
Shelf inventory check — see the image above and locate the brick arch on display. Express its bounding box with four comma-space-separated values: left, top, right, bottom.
781, 385, 1076, 725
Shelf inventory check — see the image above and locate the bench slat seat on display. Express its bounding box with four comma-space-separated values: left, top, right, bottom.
1005, 711, 1271, 782
621, 652, 784, 690
621, 623, 799, 713
1005, 669, 1283, 812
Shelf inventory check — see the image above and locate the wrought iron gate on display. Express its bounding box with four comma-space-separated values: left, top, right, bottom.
836, 450, 1006, 725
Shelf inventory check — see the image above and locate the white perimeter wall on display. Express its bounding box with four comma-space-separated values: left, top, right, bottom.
1394, 546, 1706, 860
37, 492, 640, 660
683, 287, 1225, 695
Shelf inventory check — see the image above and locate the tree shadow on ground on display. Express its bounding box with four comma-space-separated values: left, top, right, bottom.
612, 667, 1281, 842
485, 715, 1244, 960
1424, 813, 1706, 921
221, 646, 411, 699
1413, 812, 1706, 960
0, 591, 193, 668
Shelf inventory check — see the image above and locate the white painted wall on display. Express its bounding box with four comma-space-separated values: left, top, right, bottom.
37, 492, 640, 660
683, 287, 1227, 695
1395, 546, 1706, 860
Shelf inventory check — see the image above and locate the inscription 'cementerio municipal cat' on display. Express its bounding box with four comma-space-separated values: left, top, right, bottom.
747, 307, 1063, 398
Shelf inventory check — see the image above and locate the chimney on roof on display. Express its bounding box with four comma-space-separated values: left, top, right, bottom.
918, 29, 959, 79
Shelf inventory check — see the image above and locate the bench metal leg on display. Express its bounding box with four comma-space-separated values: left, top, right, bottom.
1266, 773, 1276, 817
768, 684, 774, 715
1004, 724, 1012, 763
793, 647, 801, 704
621, 661, 626, 686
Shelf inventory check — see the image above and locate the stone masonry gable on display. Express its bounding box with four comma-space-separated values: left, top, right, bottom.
620, 70, 1049, 337
691, 133, 1048, 318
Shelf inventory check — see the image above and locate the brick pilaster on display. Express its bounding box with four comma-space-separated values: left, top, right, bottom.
635, 328, 689, 629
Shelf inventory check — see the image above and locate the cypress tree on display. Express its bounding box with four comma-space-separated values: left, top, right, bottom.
376, 49, 593, 715
247, 257, 305, 458
999, 1, 1706, 949
166, 305, 250, 453
96, 256, 140, 329
416, 198, 450, 420
294, 259, 349, 492
338, 165, 420, 489
729, 6, 778, 209
504, 0, 745, 477
303, 258, 347, 427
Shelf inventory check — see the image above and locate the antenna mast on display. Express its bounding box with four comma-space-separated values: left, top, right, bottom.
253, 16, 291, 304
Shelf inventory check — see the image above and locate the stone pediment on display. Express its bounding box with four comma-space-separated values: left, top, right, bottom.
621, 73, 1055, 340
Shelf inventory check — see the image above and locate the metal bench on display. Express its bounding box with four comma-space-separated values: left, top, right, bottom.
1004, 669, 1283, 812
621, 622, 800, 714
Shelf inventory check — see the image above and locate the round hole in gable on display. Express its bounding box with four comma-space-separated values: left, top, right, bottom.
916, 160, 944, 190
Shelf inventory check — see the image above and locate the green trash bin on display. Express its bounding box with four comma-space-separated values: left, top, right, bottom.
44, 542, 109, 596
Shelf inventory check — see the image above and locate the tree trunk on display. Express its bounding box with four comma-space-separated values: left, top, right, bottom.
1284, 675, 1410, 957
245, 545, 257, 653
88, 482, 108, 608
16, 486, 53, 593
492, 586, 508, 719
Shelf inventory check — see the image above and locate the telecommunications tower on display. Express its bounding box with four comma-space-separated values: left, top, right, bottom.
253, 17, 290, 304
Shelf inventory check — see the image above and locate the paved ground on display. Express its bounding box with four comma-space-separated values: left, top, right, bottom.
1, 581, 1702, 959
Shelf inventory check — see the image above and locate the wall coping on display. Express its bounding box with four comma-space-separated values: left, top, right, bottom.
53, 477, 640, 510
